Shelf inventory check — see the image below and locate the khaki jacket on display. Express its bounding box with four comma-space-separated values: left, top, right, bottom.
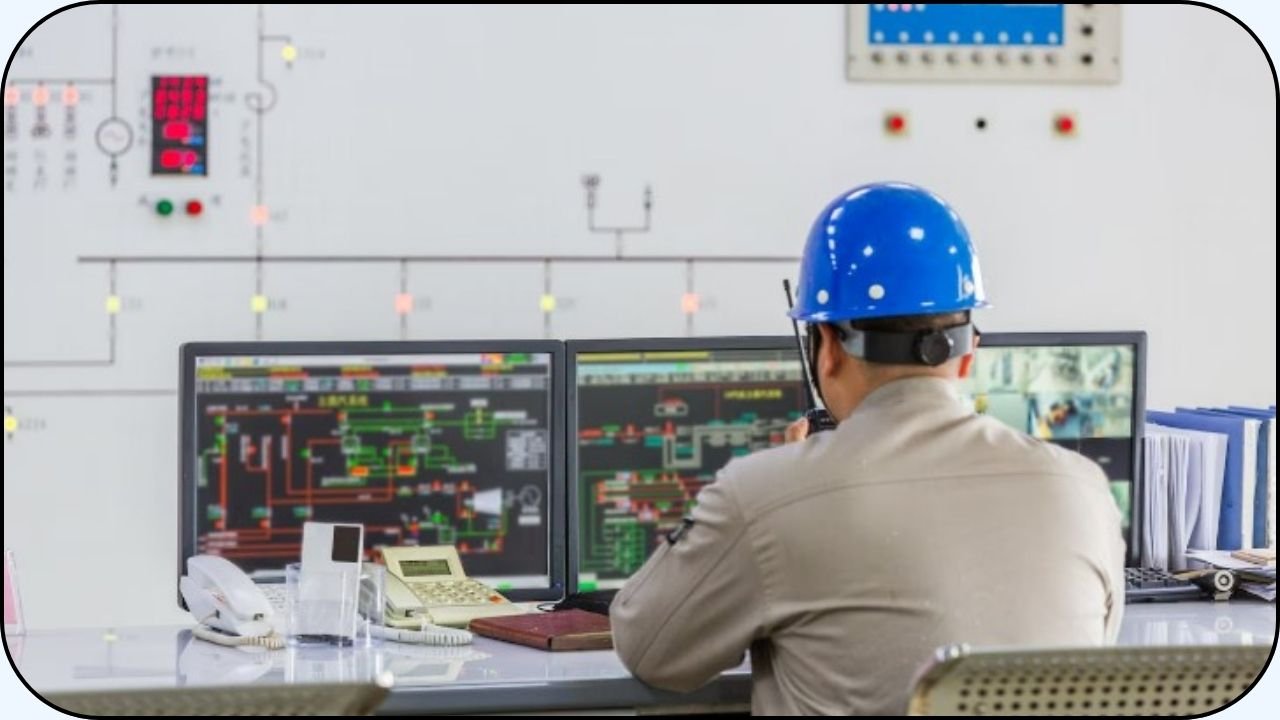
613, 376, 1125, 715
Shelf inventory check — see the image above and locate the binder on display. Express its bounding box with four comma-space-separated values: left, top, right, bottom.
1147, 423, 1226, 564
1225, 407, 1276, 548
1183, 408, 1261, 549
1147, 410, 1248, 550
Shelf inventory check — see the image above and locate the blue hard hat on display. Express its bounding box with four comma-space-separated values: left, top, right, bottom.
789, 182, 989, 323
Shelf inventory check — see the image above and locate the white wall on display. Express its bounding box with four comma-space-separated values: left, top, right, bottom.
3, 4, 1275, 629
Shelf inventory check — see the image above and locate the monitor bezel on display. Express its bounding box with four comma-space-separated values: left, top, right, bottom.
178, 340, 568, 605
973, 331, 1147, 568
565, 335, 800, 595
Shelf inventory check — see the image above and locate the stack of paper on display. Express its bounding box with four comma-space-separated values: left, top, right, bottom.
1145, 423, 1227, 569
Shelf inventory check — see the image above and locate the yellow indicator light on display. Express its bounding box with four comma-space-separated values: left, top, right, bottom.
105, 295, 121, 314
281, 45, 298, 63
3, 415, 17, 434
539, 294, 556, 313
251, 295, 269, 314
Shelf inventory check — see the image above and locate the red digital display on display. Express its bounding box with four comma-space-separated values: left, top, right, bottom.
151, 76, 208, 175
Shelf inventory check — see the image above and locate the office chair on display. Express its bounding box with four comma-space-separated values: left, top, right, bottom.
907, 644, 1270, 716
44, 682, 389, 716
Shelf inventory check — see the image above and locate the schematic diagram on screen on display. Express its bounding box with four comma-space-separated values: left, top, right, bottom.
192, 353, 551, 583
574, 348, 805, 589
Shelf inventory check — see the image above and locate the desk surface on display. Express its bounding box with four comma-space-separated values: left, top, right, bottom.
7, 600, 1275, 715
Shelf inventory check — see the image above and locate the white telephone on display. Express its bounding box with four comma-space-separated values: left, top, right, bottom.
180, 555, 284, 649
380, 546, 526, 629
182, 553, 473, 647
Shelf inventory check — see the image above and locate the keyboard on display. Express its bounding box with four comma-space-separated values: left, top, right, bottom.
407, 578, 506, 606
1125, 567, 1205, 602
556, 571, 1204, 614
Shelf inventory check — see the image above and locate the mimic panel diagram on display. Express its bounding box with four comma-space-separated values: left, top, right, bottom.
574, 350, 806, 588
193, 358, 551, 582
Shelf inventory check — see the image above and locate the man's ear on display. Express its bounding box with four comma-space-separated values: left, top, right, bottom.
957, 331, 979, 379
817, 324, 844, 378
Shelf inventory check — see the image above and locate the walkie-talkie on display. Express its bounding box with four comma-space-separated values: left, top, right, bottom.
783, 279, 837, 436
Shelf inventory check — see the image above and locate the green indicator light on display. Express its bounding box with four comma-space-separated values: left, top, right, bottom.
155, 199, 174, 216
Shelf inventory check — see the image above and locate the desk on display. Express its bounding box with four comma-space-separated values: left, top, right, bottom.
8, 600, 1274, 715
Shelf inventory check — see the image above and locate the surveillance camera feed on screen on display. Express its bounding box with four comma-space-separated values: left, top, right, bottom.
193, 352, 552, 590
575, 346, 806, 591
960, 344, 1136, 531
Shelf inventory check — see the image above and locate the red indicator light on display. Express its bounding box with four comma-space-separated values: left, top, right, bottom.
884, 111, 908, 136
163, 121, 190, 140
185, 199, 204, 216
1053, 113, 1076, 136
159, 149, 183, 169
62, 84, 79, 106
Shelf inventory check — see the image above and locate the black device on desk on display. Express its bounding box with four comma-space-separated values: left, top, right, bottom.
560, 336, 807, 611
177, 340, 568, 605
1124, 568, 1205, 601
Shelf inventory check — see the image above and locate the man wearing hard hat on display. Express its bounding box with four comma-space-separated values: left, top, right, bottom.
612, 182, 1125, 715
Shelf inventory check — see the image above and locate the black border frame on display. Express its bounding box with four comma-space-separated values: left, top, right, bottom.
177, 339, 567, 604
973, 331, 1148, 568
565, 335, 800, 595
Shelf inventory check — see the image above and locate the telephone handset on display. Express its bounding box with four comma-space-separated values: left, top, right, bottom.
783, 279, 837, 436
380, 546, 526, 629
180, 555, 284, 649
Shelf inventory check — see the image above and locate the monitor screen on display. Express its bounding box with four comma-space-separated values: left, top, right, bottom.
180, 342, 564, 598
959, 336, 1142, 545
569, 338, 806, 592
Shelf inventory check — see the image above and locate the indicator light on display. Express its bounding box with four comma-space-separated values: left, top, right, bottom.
539, 294, 556, 313
395, 293, 414, 315
105, 296, 122, 314
884, 111, 908, 137
155, 199, 175, 216
281, 45, 298, 62
251, 295, 269, 314
1053, 112, 1077, 136
185, 199, 204, 216
681, 292, 700, 314
62, 84, 79, 106
251, 205, 270, 226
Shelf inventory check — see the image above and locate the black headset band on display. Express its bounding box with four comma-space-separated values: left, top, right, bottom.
835, 322, 975, 367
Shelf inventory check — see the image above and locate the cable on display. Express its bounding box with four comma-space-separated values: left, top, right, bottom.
192, 625, 285, 650
369, 623, 473, 646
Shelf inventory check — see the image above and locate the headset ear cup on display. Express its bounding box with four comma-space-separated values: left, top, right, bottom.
915, 330, 955, 367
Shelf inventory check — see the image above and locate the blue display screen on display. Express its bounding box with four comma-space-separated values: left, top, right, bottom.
868, 4, 1065, 47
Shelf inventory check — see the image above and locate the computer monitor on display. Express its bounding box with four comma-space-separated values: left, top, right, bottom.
958, 332, 1146, 565
567, 337, 807, 593
179, 341, 565, 601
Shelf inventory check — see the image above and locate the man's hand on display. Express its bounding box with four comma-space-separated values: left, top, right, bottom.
784, 417, 809, 443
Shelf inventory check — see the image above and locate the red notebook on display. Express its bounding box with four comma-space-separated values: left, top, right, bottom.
469, 610, 612, 651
